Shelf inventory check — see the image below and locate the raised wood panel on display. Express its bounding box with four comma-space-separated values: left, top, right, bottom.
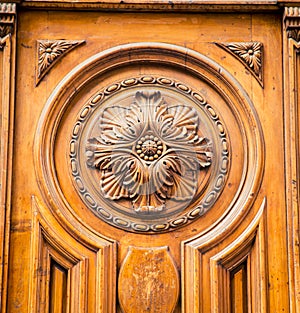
230, 262, 248, 313
183, 199, 267, 313
29, 196, 117, 313
118, 246, 179, 313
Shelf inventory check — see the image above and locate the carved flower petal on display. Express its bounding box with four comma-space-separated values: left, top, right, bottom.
100, 152, 147, 200
151, 154, 198, 201
100, 106, 143, 144
167, 105, 199, 130
159, 105, 199, 143
135, 91, 167, 131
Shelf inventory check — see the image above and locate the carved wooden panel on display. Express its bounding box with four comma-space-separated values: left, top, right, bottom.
71, 76, 229, 232
216, 42, 263, 86
5, 6, 291, 313
36, 39, 85, 85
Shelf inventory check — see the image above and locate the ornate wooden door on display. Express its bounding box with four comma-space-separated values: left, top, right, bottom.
1, 1, 299, 312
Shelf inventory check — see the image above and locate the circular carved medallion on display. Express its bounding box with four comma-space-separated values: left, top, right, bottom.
70, 76, 229, 232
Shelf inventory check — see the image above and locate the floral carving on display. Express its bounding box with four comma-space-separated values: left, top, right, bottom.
70, 76, 229, 232
37, 40, 85, 84
86, 91, 213, 214
216, 42, 263, 86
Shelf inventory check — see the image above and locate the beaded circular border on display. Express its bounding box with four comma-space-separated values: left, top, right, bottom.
70, 76, 230, 233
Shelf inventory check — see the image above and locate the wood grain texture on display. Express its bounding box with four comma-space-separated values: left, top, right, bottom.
49, 261, 67, 313
4, 7, 291, 313
118, 246, 179, 313
19, 0, 280, 11
0, 3, 16, 313
283, 8, 300, 313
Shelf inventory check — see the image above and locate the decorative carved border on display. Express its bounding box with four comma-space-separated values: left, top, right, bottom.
0, 3, 16, 41
284, 7, 300, 40
36, 39, 85, 85
70, 76, 230, 233
283, 8, 300, 313
20, 0, 279, 11
216, 42, 263, 87
0, 3, 16, 312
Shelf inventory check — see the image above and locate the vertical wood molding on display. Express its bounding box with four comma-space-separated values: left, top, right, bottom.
283, 7, 300, 313
0, 3, 16, 313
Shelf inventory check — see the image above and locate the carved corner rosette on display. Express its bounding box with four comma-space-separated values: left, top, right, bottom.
36, 39, 85, 85
70, 76, 230, 233
284, 7, 300, 41
0, 2, 16, 48
216, 42, 263, 87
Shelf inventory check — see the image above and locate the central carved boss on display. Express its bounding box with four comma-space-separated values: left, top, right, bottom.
86, 91, 213, 214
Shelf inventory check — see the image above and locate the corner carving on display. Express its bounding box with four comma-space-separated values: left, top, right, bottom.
216, 42, 263, 87
36, 39, 85, 85
0, 2, 16, 48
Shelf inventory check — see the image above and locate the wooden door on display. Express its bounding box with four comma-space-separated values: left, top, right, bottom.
1, 2, 299, 313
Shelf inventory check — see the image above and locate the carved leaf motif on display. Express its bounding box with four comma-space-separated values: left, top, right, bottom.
86, 91, 213, 214
37, 40, 85, 83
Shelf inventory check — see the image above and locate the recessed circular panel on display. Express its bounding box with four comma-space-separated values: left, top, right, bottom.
35, 43, 263, 239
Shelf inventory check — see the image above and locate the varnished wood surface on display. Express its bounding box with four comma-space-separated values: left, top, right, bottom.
0, 4, 296, 313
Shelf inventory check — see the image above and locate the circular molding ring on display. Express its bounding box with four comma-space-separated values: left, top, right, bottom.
34, 42, 264, 235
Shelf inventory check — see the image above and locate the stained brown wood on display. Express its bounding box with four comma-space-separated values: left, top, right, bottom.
230, 262, 248, 313
49, 260, 68, 313
0, 2, 298, 313
118, 247, 179, 313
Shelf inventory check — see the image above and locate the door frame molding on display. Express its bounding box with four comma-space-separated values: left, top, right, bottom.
0, 3, 16, 313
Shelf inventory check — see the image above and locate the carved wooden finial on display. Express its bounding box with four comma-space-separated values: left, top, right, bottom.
216, 42, 263, 87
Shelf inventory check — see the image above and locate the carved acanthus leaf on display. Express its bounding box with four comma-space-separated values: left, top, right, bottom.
37, 39, 85, 84
86, 91, 213, 214
216, 42, 263, 87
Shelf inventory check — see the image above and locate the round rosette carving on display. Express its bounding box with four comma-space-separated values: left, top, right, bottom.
70, 77, 229, 232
